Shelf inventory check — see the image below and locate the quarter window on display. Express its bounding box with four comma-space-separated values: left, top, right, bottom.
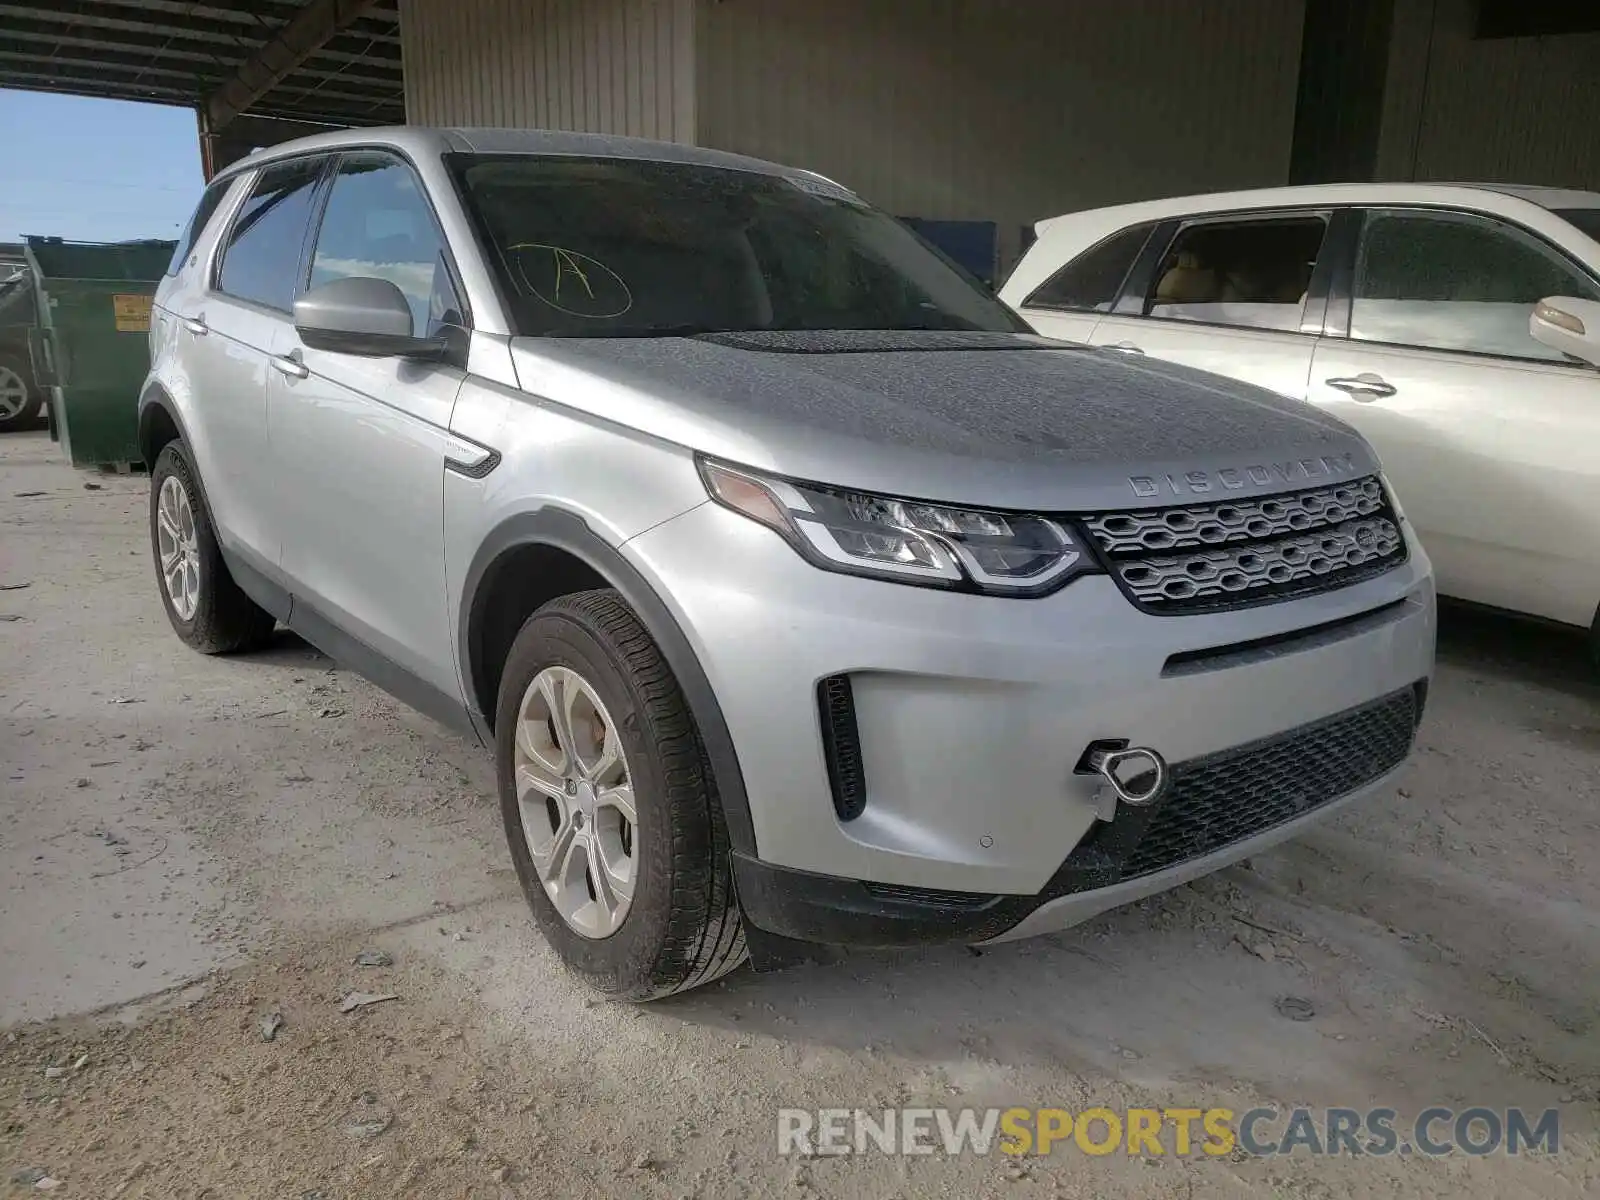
167, 176, 234, 277
1350, 209, 1600, 361
216, 158, 325, 311
1023, 223, 1155, 312
1145, 216, 1327, 332
308, 153, 459, 337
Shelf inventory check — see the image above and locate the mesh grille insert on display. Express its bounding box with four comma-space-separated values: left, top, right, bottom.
1119, 686, 1418, 881
818, 675, 867, 821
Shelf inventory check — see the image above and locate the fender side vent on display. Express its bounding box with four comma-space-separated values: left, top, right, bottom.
818, 674, 867, 821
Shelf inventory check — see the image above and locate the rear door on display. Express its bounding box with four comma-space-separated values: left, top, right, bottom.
269, 149, 470, 704
1011, 222, 1157, 344
1306, 206, 1600, 624
1088, 210, 1334, 401
190, 157, 327, 571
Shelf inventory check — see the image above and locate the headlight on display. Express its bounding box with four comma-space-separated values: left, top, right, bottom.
698, 458, 1093, 596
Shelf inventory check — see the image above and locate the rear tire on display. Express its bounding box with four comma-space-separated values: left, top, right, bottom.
495, 589, 747, 1000
0, 355, 41, 431
149, 442, 276, 654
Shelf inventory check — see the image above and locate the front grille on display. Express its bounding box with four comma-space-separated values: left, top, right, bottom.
1117, 687, 1417, 882
1080, 475, 1407, 613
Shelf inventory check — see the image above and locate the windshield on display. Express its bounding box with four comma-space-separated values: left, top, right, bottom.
1556, 207, 1600, 245
447, 153, 1026, 338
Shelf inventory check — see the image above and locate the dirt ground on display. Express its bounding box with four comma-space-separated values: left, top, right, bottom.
2, 428, 1598, 1199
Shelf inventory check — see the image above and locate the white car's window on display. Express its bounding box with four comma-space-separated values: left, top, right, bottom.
308, 153, 459, 337
215, 158, 325, 313
1022, 222, 1156, 313
1144, 216, 1326, 333
1351, 208, 1600, 362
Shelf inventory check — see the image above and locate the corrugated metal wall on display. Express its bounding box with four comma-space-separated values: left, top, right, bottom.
1378, 0, 1600, 186
399, 0, 696, 142
695, 0, 1306, 236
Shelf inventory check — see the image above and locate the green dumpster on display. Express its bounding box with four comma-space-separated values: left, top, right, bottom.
24, 236, 177, 468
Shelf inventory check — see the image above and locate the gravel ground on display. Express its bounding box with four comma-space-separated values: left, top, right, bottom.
2, 428, 1598, 1198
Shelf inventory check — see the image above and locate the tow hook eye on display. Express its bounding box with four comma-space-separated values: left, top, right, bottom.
1085, 746, 1170, 808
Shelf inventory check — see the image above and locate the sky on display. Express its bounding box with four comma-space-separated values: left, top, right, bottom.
1, 89, 205, 245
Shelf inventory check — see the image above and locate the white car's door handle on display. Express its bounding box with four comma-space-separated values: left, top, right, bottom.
180, 316, 207, 336
269, 353, 308, 380
1325, 373, 1396, 400
1107, 342, 1145, 355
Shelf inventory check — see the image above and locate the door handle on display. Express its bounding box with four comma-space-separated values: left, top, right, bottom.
181, 316, 207, 336
269, 352, 308, 380
1107, 342, 1145, 355
1325, 373, 1396, 400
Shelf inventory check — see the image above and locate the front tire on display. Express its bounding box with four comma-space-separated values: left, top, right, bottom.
148, 442, 276, 654
495, 589, 746, 999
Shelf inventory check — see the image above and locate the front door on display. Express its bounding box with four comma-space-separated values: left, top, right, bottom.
270, 150, 470, 703
1306, 206, 1600, 626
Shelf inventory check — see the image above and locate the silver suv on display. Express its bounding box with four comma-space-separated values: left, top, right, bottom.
142, 128, 1436, 999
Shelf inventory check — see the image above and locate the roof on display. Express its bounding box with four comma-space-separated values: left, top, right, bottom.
215, 125, 820, 183
0, 0, 403, 128
1438, 183, 1600, 210
1035, 182, 1600, 236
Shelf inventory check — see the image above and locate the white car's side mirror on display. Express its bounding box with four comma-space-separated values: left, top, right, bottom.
1530, 296, 1600, 368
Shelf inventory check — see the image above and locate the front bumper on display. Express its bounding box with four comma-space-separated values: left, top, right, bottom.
624, 500, 1436, 940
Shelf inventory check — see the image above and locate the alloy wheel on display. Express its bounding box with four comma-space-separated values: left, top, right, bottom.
0, 365, 27, 421
156, 474, 201, 621
513, 665, 637, 938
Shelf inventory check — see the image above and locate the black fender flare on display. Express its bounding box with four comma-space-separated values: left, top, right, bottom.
460, 507, 758, 857
137, 381, 190, 466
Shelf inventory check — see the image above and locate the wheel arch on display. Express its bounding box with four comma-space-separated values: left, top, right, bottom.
137, 382, 187, 467
460, 508, 757, 856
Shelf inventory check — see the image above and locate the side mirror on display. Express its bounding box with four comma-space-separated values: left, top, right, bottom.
1529, 295, 1600, 368
293, 276, 447, 359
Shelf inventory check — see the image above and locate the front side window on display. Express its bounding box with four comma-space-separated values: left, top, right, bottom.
1352, 209, 1600, 360
1022, 223, 1155, 313
308, 153, 459, 337
448, 154, 1028, 337
1145, 216, 1327, 332
216, 158, 325, 311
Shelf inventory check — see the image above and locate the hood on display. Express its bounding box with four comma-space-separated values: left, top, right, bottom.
507, 329, 1378, 511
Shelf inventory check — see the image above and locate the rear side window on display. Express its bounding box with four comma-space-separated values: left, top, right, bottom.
1145, 215, 1327, 332
216, 158, 326, 312
1023, 223, 1155, 312
167, 178, 233, 277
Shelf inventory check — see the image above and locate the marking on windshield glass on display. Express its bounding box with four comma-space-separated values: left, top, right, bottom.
506, 243, 633, 319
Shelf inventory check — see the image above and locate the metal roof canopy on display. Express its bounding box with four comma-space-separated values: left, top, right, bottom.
0, 0, 403, 130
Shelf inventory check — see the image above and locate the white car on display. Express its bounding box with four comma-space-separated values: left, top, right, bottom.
1000, 184, 1600, 658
